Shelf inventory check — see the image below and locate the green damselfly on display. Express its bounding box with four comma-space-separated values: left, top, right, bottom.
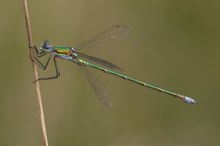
32, 24, 198, 108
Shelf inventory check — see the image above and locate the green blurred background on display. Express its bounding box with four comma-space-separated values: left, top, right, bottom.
0, 0, 219, 146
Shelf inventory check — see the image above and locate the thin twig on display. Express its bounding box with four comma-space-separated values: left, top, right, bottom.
23, 0, 49, 146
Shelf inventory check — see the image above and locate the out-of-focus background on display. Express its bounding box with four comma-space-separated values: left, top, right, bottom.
0, 0, 219, 146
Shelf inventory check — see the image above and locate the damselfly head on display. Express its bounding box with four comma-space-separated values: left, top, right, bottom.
41, 40, 53, 52
42, 40, 51, 49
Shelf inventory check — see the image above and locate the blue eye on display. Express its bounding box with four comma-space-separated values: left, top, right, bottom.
43, 40, 51, 49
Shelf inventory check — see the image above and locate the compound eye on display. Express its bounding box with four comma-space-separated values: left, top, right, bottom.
43, 40, 50, 49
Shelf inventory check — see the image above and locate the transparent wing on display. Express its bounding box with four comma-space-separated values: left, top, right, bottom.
81, 67, 112, 108
75, 24, 129, 51
77, 52, 122, 70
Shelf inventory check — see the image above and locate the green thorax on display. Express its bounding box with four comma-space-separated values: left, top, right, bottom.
54, 46, 71, 55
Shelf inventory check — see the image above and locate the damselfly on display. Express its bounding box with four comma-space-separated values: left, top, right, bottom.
32, 24, 198, 108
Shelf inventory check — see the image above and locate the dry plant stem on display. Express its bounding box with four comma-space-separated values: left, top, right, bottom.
23, 0, 49, 146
